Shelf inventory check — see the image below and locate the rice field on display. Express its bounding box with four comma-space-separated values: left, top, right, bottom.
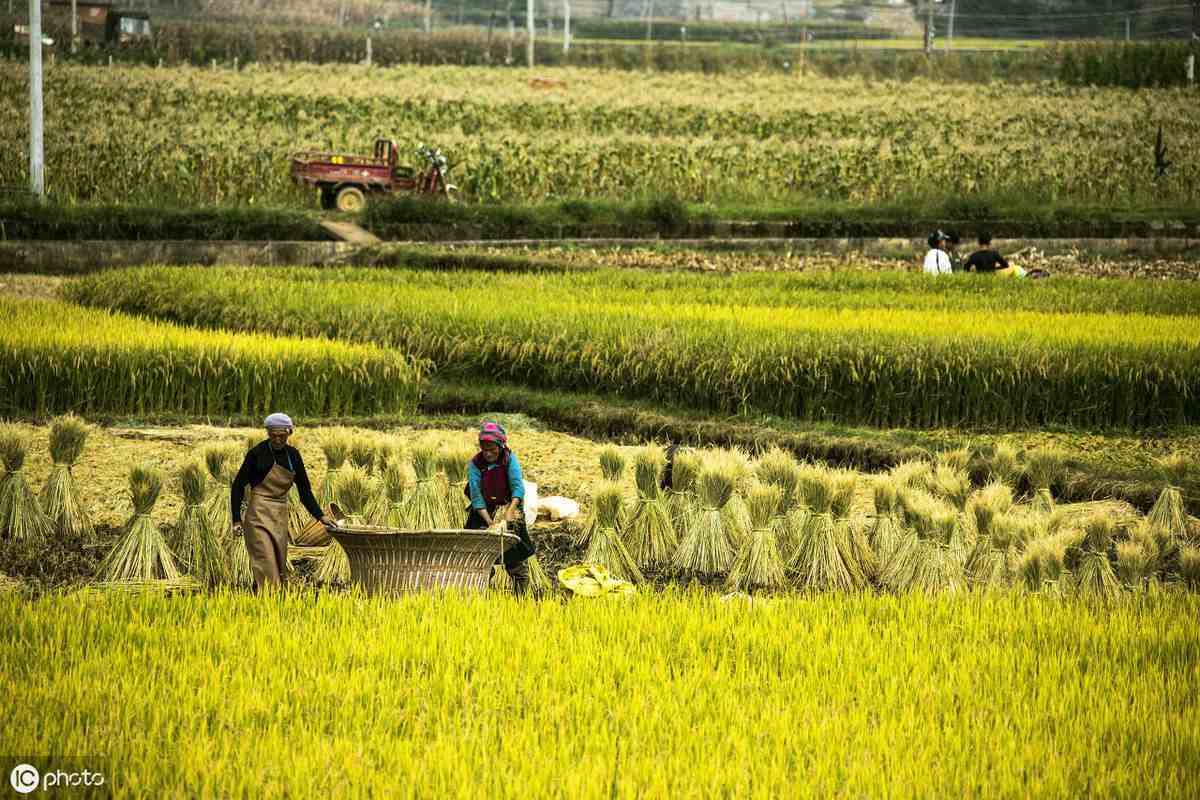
66, 266, 1200, 429
0, 298, 428, 417
1, 590, 1197, 797
1, 62, 1197, 207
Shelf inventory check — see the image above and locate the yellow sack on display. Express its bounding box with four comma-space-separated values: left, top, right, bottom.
557, 563, 636, 598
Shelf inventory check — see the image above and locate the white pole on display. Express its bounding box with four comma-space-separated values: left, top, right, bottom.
365, 35, 372, 66
563, 0, 570, 53
526, 0, 534, 68
1187, 54, 1195, 86
947, 0, 956, 50
29, 0, 45, 201
71, 0, 78, 54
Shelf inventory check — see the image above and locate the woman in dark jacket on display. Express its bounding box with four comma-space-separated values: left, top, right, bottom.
464, 421, 536, 595
231, 413, 331, 591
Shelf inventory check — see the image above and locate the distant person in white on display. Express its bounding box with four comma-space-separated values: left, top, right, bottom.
923, 230, 953, 275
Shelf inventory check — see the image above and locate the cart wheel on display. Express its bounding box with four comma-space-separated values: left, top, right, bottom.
335, 186, 366, 213
320, 187, 336, 210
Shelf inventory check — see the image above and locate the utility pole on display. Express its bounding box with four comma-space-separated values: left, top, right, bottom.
29, 0, 45, 201
563, 0, 570, 53
526, 0, 534, 68
946, 0, 956, 50
924, 1, 934, 55
71, 0, 78, 54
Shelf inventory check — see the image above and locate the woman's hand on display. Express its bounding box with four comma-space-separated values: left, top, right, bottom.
319, 515, 335, 528
480, 509, 494, 527
231, 522, 243, 537
504, 504, 519, 523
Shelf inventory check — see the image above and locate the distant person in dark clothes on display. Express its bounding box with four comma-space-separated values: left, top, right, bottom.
964, 233, 1011, 274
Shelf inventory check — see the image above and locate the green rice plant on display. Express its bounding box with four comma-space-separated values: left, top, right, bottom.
598, 446, 626, 482
754, 449, 801, 513
673, 467, 737, 577
40, 414, 93, 540
726, 484, 788, 593
625, 448, 677, 571
584, 483, 643, 583
0, 298, 426, 418
174, 460, 228, 588
98, 463, 180, 582
201, 443, 242, 536
987, 442, 1023, 486
402, 443, 453, 530
316, 464, 373, 585
318, 429, 352, 511
0, 426, 51, 542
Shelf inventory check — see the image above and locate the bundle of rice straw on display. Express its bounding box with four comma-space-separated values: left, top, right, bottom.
375, 435, 405, 472
665, 449, 701, 537
1115, 532, 1158, 589
40, 414, 93, 540
201, 443, 242, 536
0, 425, 52, 542
526, 553, 554, 594
437, 445, 475, 527
868, 478, 907, 564
174, 460, 228, 588
584, 482, 643, 583
1179, 545, 1200, 590
927, 465, 972, 511
967, 481, 1015, 540
316, 464, 373, 584
1071, 514, 1120, 601
371, 458, 410, 528
880, 487, 969, 593
754, 449, 801, 512
1047, 499, 1141, 538
1016, 528, 1084, 594
672, 466, 737, 577
625, 448, 677, 570
890, 459, 933, 490
319, 430, 352, 510
98, 463, 180, 582
490, 563, 514, 592
598, 446, 626, 482
347, 433, 378, 472
708, 449, 753, 546
791, 470, 867, 592
727, 483, 788, 592
401, 443, 453, 530
1147, 454, 1190, 542
988, 442, 1023, 486
936, 445, 972, 473
1024, 448, 1067, 512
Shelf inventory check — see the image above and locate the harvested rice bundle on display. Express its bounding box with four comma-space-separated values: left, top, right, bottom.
99, 463, 180, 582
1016, 530, 1081, 593
1024, 448, 1068, 511
723, 491, 752, 547
829, 471, 859, 520
584, 483, 643, 583
664, 449, 701, 534
927, 465, 971, 511
1116, 534, 1157, 589
625, 448, 677, 570
375, 435, 406, 472
936, 445, 972, 474
598, 446, 626, 482
402, 443, 453, 530
754, 449, 801, 512
890, 459, 933, 490
791, 471, 867, 592
1179, 545, 1200, 590
438, 445, 475, 526
347, 433, 378, 472
201, 443, 242, 535
371, 458, 410, 528
316, 465, 373, 584
988, 442, 1023, 486
727, 484, 788, 592
1147, 454, 1190, 542
672, 467, 737, 577
1047, 499, 1141, 538
318, 430, 352, 510
40, 414, 93, 540
490, 563, 514, 592
0, 426, 52, 542
174, 460, 227, 588
1073, 550, 1120, 601
526, 554, 554, 595
967, 481, 1014, 540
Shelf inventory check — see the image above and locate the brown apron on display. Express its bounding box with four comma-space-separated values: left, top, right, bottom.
242, 462, 294, 590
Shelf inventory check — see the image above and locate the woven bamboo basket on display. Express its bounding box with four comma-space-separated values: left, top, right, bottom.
328, 525, 519, 596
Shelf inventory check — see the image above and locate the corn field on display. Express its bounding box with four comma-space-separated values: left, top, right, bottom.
1, 63, 1197, 206
67, 266, 1200, 429
0, 298, 428, 417
1, 590, 1197, 797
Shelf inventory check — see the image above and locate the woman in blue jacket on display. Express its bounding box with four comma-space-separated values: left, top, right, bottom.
464, 421, 536, 595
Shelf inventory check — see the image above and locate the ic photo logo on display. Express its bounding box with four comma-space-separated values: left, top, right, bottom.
9, 764, 38, 794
